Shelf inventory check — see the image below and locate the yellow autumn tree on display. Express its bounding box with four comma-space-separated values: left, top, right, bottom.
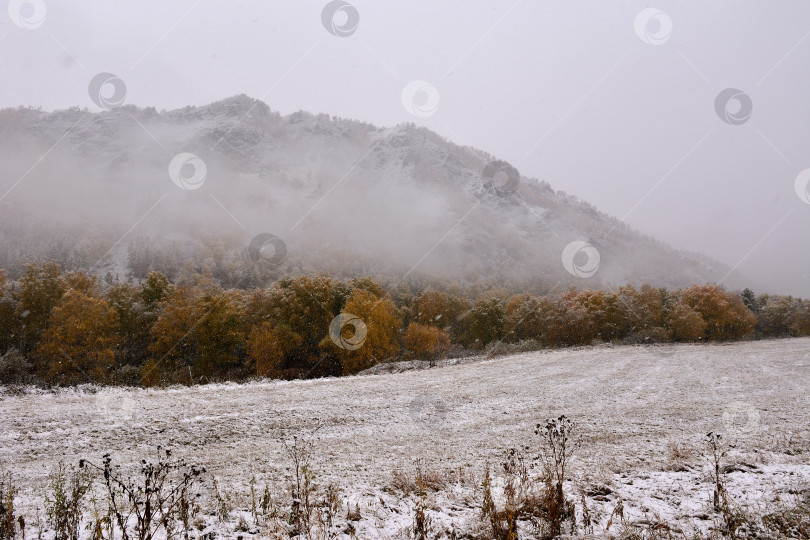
0, 269, 12, 352
246, 322, 302, 378
193, 290, 244, 379
667, 301, 707, 342
617, 284, 668, 341
756, 296, 794, 337
265, 275, 337, 370
15, 261, 66, 353
148, 286, 244, 383
456, 297, 506, 348
106, 282, 152, 367
505, 294, 551, 343
147, 285, 200, 383
574, 289, 629, 342
325, 289, 401, 374
790, 301, 810, 336
141, 271, 173, 308
64, 270, 99, 296
36, 290, 118, 384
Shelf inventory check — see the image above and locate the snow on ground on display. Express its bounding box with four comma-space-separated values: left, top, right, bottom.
2, 338, 809, 538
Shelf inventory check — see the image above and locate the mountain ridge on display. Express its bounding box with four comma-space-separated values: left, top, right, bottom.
0, 95, 741, 292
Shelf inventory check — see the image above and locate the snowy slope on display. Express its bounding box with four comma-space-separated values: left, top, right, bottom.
2, 338, 808, 538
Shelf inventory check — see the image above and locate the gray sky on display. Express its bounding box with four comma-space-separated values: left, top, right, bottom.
1, 0, 809, 296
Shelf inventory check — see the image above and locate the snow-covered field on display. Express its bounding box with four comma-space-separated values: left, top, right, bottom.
2, 338, 809, 538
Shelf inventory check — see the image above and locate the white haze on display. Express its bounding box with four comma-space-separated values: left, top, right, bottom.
0, 0, 808, 295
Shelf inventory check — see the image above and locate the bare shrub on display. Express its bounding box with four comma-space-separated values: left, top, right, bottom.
211, 477, 231, 522
346, 501, 361, 522
535, 415, 576, 538
281, 432, 318, 537
705, 432, 748, 539
579, 488, 593, 536
481, 466, 495, 522
412, 465, 433, 540
665, 441, 695, 472
606, 500, 688, 539
246, 475, 283, 524
390, 467, 413, 495
490, 450, 527, 540
0, 473, 21, 540
112, 365, 142, 387
249, 476, 259, 524
390, 464, 447, 496
477, 417, 579, 539
486, 340, 542, 357
45, 464, 93, 540
706, 433, 726, 513
280, 426, 340, 540
81, 447, 205, 540
762, 491, 810, 538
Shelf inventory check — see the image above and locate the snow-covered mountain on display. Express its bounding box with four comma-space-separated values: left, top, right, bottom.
0, 95, 737, 291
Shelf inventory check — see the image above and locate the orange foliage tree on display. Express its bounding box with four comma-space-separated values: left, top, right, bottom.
412, 290, 469, 331
402, 322, 450, 359
679, 284, 756, 341
545, 289, 595, 346
64, 271, 99, 296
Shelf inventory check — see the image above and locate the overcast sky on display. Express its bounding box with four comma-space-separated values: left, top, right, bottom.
1, 0, 809, 296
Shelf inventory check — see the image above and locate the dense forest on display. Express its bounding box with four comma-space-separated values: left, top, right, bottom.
0, 261, 808, 387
